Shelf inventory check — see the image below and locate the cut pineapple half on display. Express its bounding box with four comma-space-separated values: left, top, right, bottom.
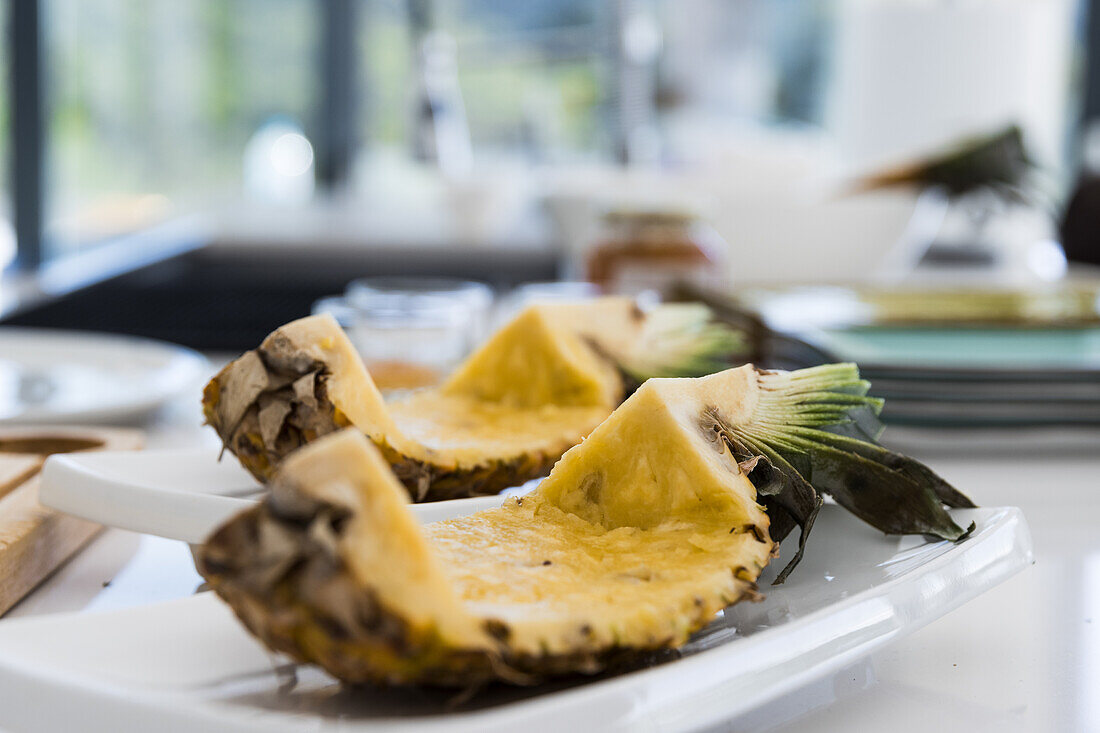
198, 362, 975, 686
203, 297, 743, 501
198, 369, 777, 686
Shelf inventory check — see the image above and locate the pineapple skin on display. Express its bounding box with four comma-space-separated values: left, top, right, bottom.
200, 366, 780, 688
204, 372, 564, 502
200, 500, 492, 686
199, 483, 764, 687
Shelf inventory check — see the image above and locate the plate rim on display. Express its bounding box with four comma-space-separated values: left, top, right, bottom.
0, 326, 210, 424
0, 504, 1033, 733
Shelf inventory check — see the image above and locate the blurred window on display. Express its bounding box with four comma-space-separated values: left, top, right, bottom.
359, 1, 415, 150
11, 0, 836, 268
42, 0, 318, 257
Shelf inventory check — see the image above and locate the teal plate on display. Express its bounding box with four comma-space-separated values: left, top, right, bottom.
810, 326, 1100, 376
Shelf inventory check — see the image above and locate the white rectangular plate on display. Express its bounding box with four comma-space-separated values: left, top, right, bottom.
0, 502, 1031, 733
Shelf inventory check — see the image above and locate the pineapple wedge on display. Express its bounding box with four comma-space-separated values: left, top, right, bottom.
198, 369, 777, 686
203, 297, 742, 501
198, 363, 974, 686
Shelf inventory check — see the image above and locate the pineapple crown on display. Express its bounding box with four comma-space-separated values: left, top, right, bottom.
714, 363, 974, 583
614, 303, 748, 384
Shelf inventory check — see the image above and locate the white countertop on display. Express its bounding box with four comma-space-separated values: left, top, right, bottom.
6, 395, 1096, 732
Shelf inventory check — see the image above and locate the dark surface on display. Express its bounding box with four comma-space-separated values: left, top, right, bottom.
1061, 175, 1100, 267
1, 246, 561, 351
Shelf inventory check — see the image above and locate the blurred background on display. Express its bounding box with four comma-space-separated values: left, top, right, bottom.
0, 0, 1097, 364
0, 4, 1094, 715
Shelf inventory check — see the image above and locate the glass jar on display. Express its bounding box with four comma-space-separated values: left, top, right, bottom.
314, 277, 493, 391
492, 281, 602, 328
584, 208, 729, 298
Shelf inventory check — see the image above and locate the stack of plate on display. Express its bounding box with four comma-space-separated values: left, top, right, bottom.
744, 284, 1100, 430
808, 326, 1100, 428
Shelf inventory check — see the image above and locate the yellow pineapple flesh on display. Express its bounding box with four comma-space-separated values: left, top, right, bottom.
204, 307, 620, 500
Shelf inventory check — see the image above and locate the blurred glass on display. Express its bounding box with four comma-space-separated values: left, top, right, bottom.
586, 207, 729, 297
359, 0, 610, 165
315, 277, 494, 390
494, 280, 600, 327
410, 31, 473, 176
43, 0, 318, 257
506, 280, 600, 305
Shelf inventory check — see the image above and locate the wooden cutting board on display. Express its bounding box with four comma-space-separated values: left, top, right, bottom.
0, 427, 143, 616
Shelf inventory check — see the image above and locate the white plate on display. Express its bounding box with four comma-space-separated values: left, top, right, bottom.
0, 503, 1030, 733
0, 327, 209, 424
40, 448, 525, 543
